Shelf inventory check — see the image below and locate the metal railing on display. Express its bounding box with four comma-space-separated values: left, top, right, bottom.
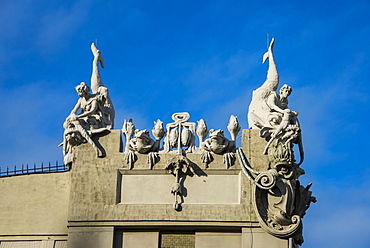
0, 161, 69, 177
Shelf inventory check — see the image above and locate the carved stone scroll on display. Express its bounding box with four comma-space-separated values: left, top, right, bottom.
238, 147, 315, 246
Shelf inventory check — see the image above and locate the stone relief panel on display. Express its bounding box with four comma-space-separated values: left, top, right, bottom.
121, 112, 241, 211
121, 112, 240, 170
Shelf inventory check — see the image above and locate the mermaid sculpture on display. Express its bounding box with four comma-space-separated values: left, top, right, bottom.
242, 39, 314, 247
247, 38, 303, 164
61, 43, 115, 165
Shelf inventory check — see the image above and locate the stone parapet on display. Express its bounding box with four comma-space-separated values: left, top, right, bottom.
68, 129, 256, 223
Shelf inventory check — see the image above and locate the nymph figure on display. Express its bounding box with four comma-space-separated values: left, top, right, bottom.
62, 82, 104, 159
247, 38, 303, 164
90, 43, 115, 129
60, 43, 115, 165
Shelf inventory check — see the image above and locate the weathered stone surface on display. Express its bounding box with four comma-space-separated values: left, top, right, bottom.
241, 129, 270, 171
123, 232, 159, 248
119, 172, 241, 204
68, 227, 114, 248
195, 231, 242, 248
0, 172, 70, 244
68, 130, 255, 223
0, 128, 300, 247
242, 228, 288, 248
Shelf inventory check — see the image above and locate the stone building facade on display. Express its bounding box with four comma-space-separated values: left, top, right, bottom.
0, 128, 313, 248
0, 39, 315, 248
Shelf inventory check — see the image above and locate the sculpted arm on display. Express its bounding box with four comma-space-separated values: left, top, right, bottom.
266, 93, 287, 114
68, 99, 98, 121
68, 99, 81, 118
77, 99, 98, 119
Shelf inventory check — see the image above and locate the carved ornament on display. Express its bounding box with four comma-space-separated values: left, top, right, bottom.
243, 38, 315, 247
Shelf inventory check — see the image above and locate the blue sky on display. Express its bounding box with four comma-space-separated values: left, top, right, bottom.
1, 0, 369, 247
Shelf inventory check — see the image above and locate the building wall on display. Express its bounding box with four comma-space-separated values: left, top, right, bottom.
67, 129, 288, 248
0, 129, 289, 248
68, 130, 257, 223
0, 171, 70, 246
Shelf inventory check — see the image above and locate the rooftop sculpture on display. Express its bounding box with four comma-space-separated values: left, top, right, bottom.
122, 113, 240, 210
241, 38, 315, 247
59, 40, 314, 247
248, 38, 303, 162
60, 43, 115, 166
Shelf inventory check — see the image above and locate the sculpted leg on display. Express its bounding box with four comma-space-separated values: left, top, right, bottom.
91, 43, 104, 93
263, 38, 279, 88
73, 120, 101, 157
